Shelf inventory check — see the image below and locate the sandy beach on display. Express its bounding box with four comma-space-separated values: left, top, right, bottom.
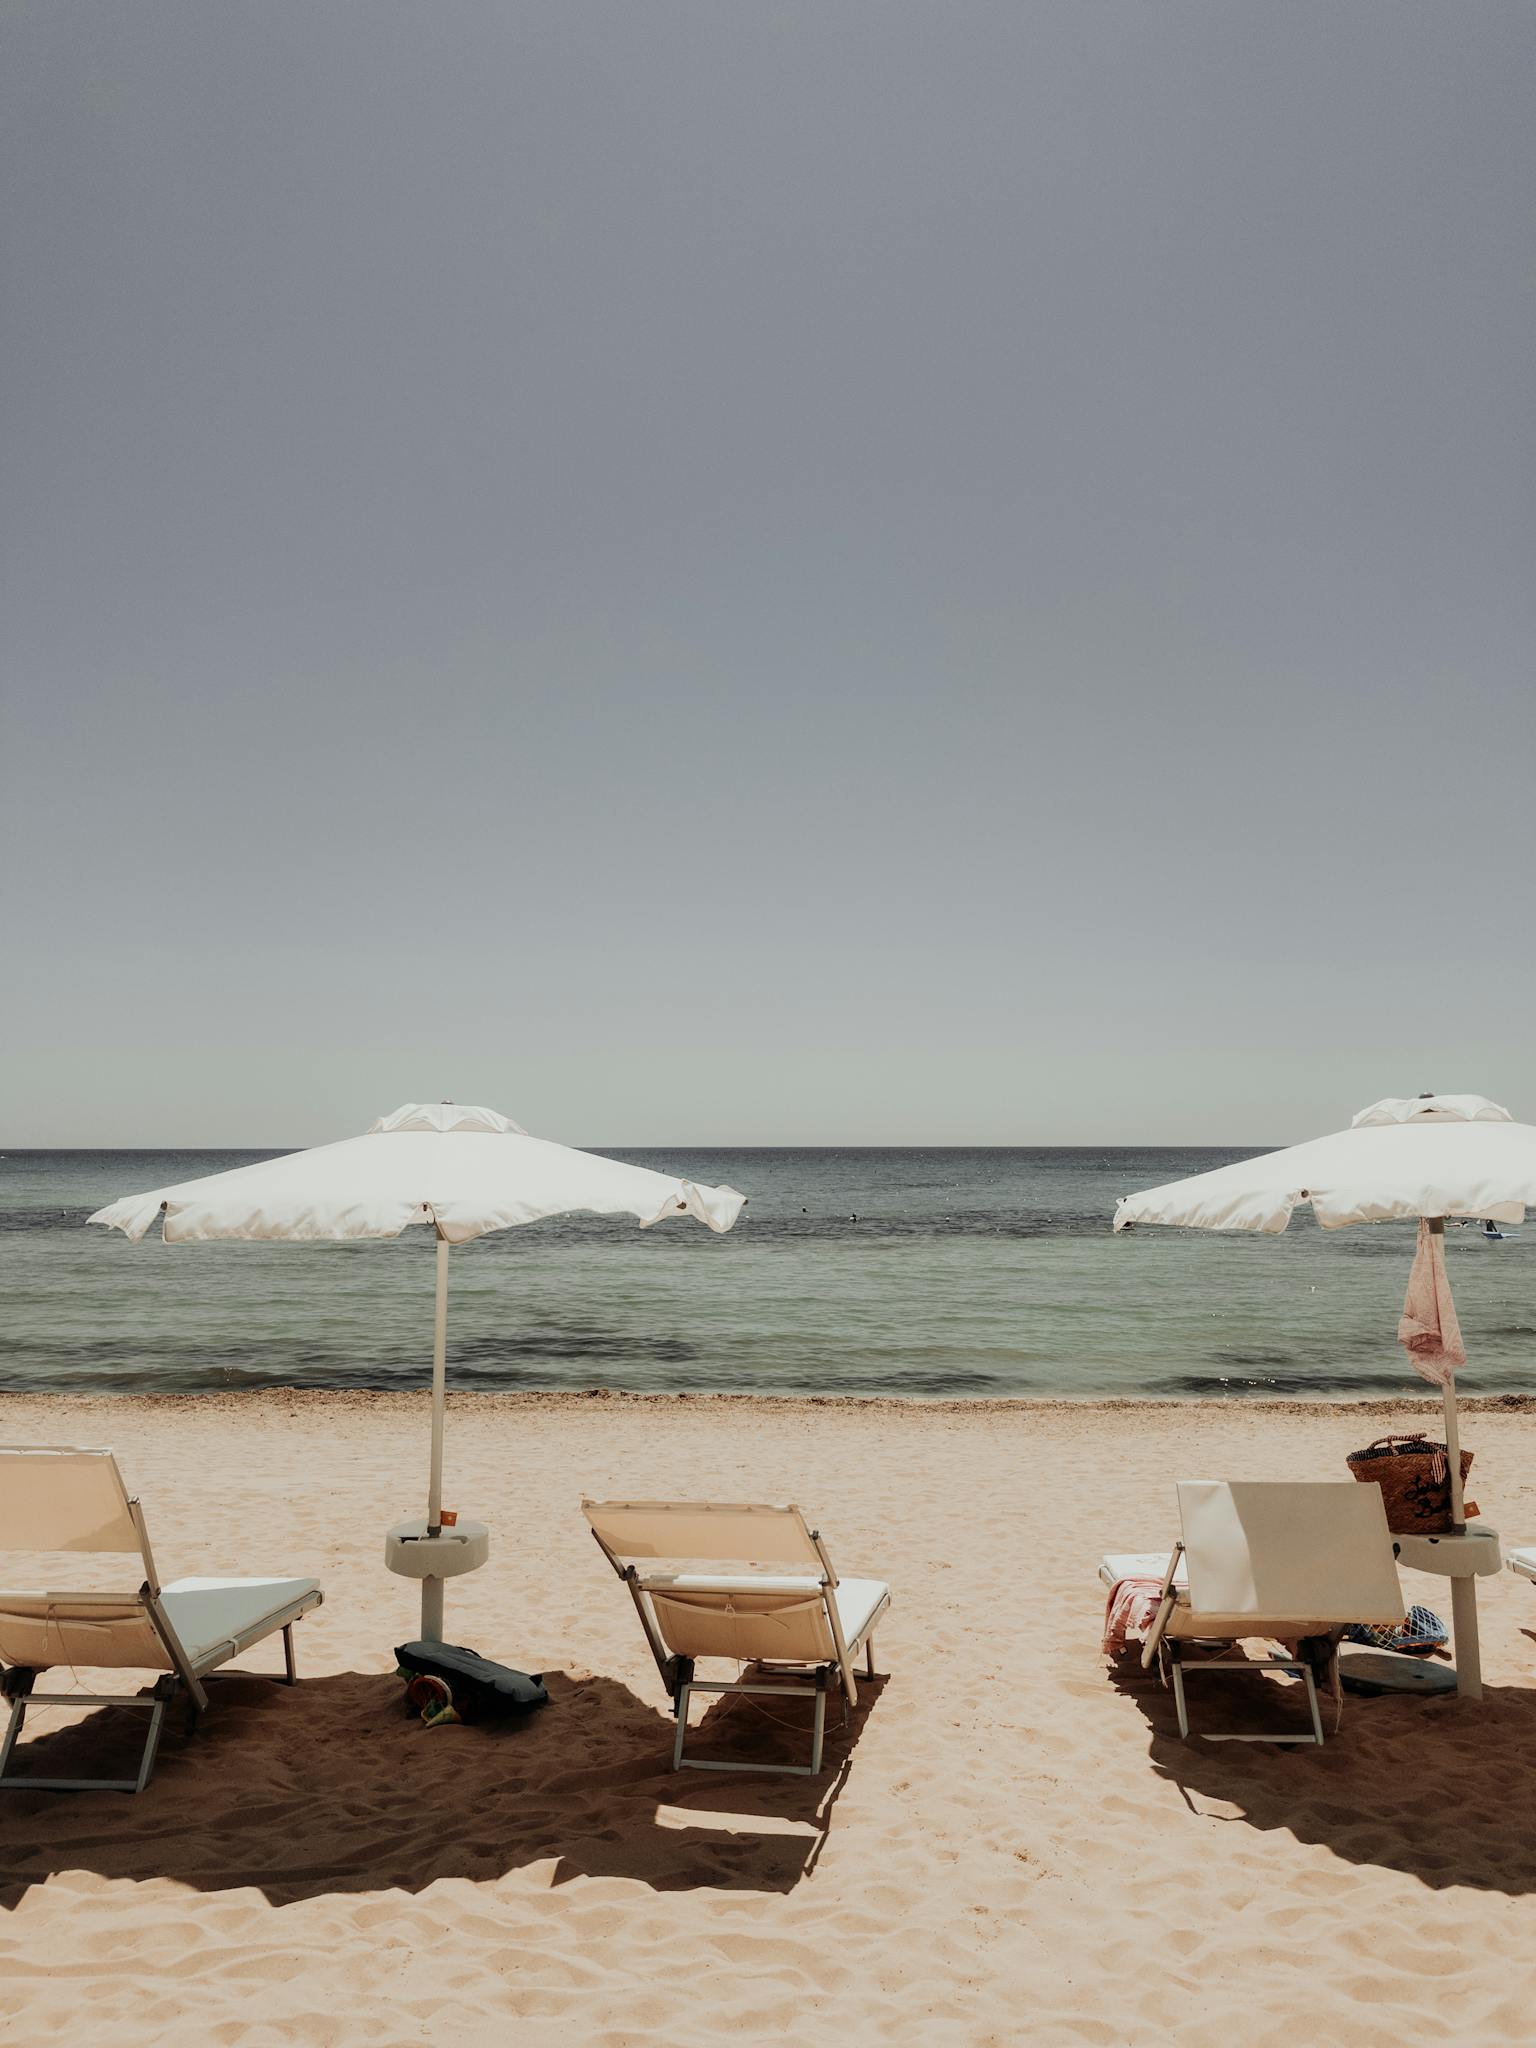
2, 1391, 1536, 2046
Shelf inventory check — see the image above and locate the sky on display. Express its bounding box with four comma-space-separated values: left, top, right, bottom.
3, 2, 1533, 1148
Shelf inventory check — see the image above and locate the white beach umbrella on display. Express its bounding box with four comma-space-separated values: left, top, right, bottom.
1113, 1093, 1536, 1526
90, 1102, 747, 1637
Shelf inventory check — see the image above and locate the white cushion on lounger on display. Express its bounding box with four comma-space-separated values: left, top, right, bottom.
1099, 1551, 1188, 1590
159, 1576, 322, 1667
1508, 1548, 1536, 1582
825, 1577, 888, 1646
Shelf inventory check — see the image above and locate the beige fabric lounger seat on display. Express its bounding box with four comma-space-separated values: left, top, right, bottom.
0, 1446, 323, 1794
1137, 1480, 1405, 1746
582, 1499, 891, 1775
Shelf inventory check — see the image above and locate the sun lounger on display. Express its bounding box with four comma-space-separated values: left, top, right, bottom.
0, 1445, 323, 1793
1508, 1547, 1536, 1585
582, 1498, 890, 1775
1123, 1480, 1405, 1746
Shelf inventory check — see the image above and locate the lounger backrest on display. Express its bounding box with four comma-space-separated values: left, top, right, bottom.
582, 1500, 824, 1570
0, 1449, 165, 1676
0, 1595, 171, 1674
642, 1581, 841, 1663
1177, 1479, 1404, 1625
0, 1446, 145, 1556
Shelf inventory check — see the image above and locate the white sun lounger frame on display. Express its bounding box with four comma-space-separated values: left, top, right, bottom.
1142, 1540, 1332, 1746
0, 1445, 322, 1794
583, 1498, 890, 1776
1139, 1480, 1406, 1747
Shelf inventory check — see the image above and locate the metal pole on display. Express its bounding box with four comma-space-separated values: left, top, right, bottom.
1442, 1383, 1465, 1532
1450, 1576, 1481, 1698
427, 1232, 449, 1534
1426, 1218, 1466, 1531
421, 1232, 450, 1641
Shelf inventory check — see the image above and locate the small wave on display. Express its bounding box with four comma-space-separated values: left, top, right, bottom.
450, 1330, 700, 1366
1144, 1372, 1410, 1397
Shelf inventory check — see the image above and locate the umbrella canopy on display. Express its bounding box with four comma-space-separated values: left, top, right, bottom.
90, 1102, 747, 1639
1113, 1095, 1536, 1235
90, 1099, 746, 1243
1111, 1092, 1535, 1533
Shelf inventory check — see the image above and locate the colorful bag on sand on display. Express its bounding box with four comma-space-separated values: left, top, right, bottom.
1345, 1434, 1474, 1534
1342, 1604, 1448, 1658
401, 1670, 460, 1726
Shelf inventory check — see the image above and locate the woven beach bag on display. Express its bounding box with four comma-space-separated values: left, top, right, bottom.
1346, 1433, 1474, 1535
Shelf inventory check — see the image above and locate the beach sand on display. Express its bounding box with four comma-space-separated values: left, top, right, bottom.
3, 1389, 1536, 2047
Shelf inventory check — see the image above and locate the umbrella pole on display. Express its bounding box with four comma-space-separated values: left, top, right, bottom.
1443, 1381, 1465, 1532
1423, 1219, 1466, 1531
422, 1233, 450, 1639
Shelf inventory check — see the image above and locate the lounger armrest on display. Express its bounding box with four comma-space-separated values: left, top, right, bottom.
1140, 1542, 1185, 1670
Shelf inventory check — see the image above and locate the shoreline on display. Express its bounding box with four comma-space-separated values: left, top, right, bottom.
5, 1384, 1533, 1419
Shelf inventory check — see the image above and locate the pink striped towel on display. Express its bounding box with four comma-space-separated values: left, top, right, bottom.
1397, 1220, 1467, 1389
1102, 1576, 1167, 1654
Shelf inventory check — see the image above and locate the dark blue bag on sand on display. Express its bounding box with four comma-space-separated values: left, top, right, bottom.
395, 1640, 548, 1724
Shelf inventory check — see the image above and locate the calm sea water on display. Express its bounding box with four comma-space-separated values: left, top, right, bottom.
2, 1148, 1532, 1400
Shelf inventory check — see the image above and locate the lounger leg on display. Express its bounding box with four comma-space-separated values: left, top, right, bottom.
1168, 1646, 1191, 1739
0, 1672, 33, 1783
672, 1675, 836, 1776
133, 1694, 169, 1794
282, 1624, 298, 1685
0, 1675, 177, 1795
672, 1683, 692, 1770
1302, 1663, 1325, 1747
865, 1634, 876, 1680
810, 1683, 827, 1776
1171, 1650, 1331, 1746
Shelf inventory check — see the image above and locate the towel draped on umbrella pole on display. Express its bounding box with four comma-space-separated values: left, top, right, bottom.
90, 1103, 747, 1639
1112, 1094, 1536, 1529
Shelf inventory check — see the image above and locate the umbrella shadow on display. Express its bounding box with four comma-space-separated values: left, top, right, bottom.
1107, 1649, 1536, 1894
0, 1665, 885, 1908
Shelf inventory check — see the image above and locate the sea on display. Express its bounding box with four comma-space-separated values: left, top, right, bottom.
3, 1148, 1532, 1402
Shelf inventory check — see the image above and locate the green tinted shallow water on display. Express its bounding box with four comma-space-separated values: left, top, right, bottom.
3, 1149, 1532, 1400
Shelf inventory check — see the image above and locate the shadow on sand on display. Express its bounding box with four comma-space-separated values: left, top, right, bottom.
1108, 1646, 1536, 1895
0, 1664, 887, 1908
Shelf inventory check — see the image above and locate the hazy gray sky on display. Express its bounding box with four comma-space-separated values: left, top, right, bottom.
3, 3, 1532, 1147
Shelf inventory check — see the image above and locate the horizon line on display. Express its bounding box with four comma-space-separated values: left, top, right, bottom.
2, 1137, 1280, 1154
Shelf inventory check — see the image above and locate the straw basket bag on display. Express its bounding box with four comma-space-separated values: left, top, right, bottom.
1346, 1434, 1474, 1535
